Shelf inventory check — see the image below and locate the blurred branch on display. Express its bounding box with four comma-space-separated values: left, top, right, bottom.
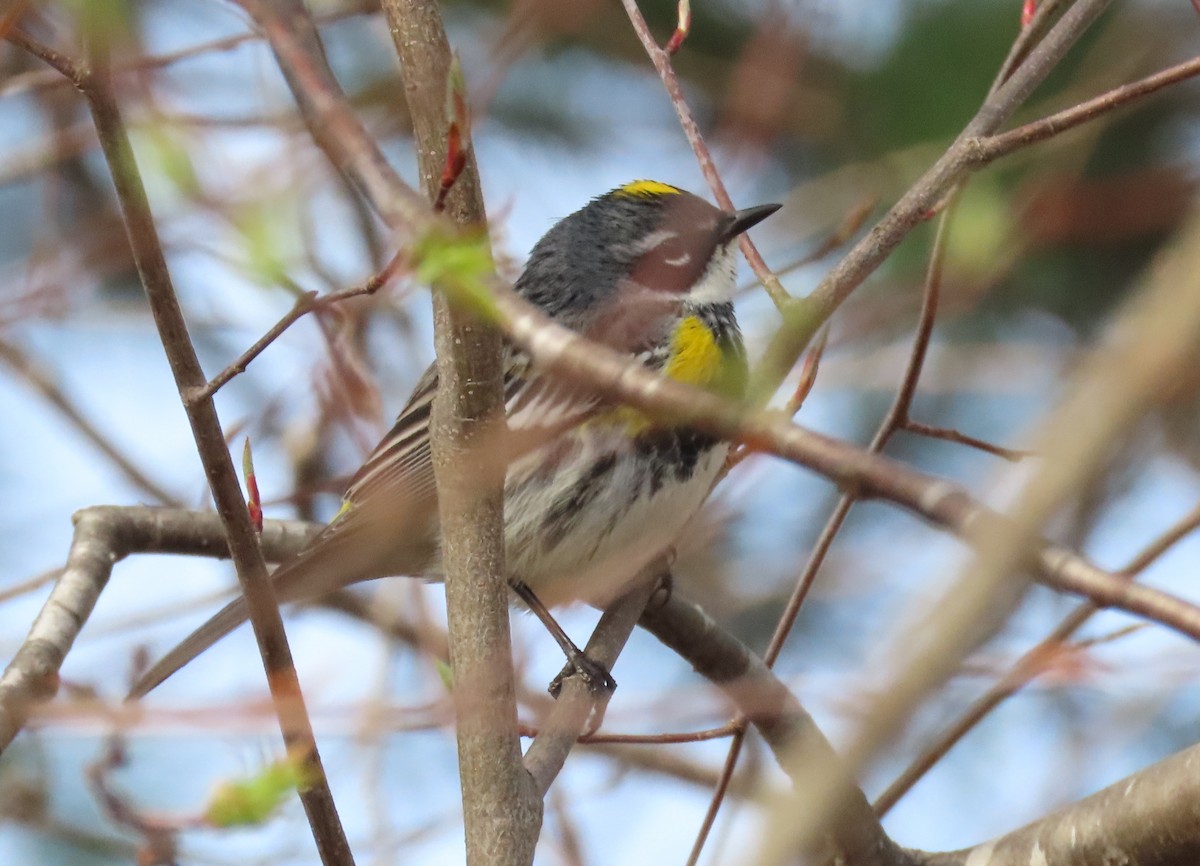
992, 0, 1070, 88
0, 339, 182, 505
77, 33, 353, 866
639, 595, 911, 866
752, 0, 1118, 401
750, 201, 1200, 866
0, 2, 378, 100
0, 568, 61, 605
12, 505, 1200, 864
969, 54, 1200, 164
4, 27, 84, 83
0, 503, 909, 866
235, 0, 427, 231
0, 507, 318, 754
874, 501, 1200, 816
86, 736, 180, 866
195, 249, 404, 401
690, 194, 962, 863
901, 421, 1029, 463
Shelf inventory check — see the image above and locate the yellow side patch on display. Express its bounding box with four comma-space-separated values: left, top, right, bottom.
615, 180, 681, 198
332, 499, 353, 523
665, 316, 722, 387
588, 316, 724, 434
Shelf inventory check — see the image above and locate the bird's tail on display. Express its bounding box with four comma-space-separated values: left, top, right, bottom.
126, 525, 380, 700
127, 593, 251, 699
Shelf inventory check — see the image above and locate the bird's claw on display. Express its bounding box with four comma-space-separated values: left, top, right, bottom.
548, 650, 616, 699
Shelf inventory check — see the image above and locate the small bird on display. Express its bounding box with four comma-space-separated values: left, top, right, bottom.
129, 181, 780, 698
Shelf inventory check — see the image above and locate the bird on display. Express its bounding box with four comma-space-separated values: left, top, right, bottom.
129, 180, 780, 699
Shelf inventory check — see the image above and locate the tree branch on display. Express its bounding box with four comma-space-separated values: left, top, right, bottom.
968, 54, 1200, 164
379, 2, 540, 864
484, 279, 1200, 645
752, 0, 1119, 400
640, 596, 913, 866
78, 34, 353, 866
915, 740, 1200, 866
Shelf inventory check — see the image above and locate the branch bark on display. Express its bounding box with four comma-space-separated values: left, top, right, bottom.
916, 741, 1200, 866
77, 34, 352, 866
380, 2, 540, 864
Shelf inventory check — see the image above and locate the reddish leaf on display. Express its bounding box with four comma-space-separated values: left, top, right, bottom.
242, 437, 262, 534
1021, 0, 1037, 28
664, 0, 691, 55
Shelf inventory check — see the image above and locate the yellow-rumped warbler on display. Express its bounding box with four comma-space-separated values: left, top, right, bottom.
130, 180, 779, 697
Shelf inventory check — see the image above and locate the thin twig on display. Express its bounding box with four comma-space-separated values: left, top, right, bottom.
902, 420, 1029, 463
751, 0, 1120, 404
235, 0, 427, 230
618, 0, 790, 311
193, 249, 405, 401
5, 27, 85, 82
0, 339, 182, 505
736, 196, 877, 295
990, 0, 1069, 90
970, 54, 1200, 163
524, 571, 662, 797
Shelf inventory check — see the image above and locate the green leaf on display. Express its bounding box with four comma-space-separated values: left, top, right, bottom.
62, 0, 132, 42
141, 126, 201, 198
412, 227, 497, 319
435, 658, 455, 692
203, 754, 313, 828
233, 199, 298, 286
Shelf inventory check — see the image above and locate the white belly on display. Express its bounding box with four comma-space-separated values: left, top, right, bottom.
503, 434, 727, 607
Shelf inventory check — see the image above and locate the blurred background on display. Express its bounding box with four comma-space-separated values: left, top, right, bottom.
3, 0, 1200, 862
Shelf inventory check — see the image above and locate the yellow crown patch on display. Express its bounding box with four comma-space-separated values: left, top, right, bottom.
615, 180, 682, 199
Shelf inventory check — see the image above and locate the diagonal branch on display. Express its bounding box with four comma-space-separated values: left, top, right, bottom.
78, 34, 353, 866
968, 54, 1200, 164
0, 338, 182, 505
641, 595, 914, 866
874, 501, 1200, 816
486, 280, 1200, 645
751, 0, 1119, 399
619, 0, 789, 310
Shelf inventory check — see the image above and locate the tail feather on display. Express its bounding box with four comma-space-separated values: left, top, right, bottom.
127, 505, 434, 700
127, 529, 377, 700
127, 594, 251, 699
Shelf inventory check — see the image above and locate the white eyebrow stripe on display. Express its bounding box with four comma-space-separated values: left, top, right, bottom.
663, 252, 691, 267
633, 228, 678, 255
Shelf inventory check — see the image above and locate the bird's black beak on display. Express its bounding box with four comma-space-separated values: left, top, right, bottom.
720, 202, 782, 244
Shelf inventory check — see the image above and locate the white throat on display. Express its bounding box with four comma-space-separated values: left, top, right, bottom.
684, 243, 738, 305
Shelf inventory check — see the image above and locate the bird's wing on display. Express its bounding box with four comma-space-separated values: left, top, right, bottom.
129, 353, 603, 699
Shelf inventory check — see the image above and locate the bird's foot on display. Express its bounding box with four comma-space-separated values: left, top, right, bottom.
548, 649, 616, 699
